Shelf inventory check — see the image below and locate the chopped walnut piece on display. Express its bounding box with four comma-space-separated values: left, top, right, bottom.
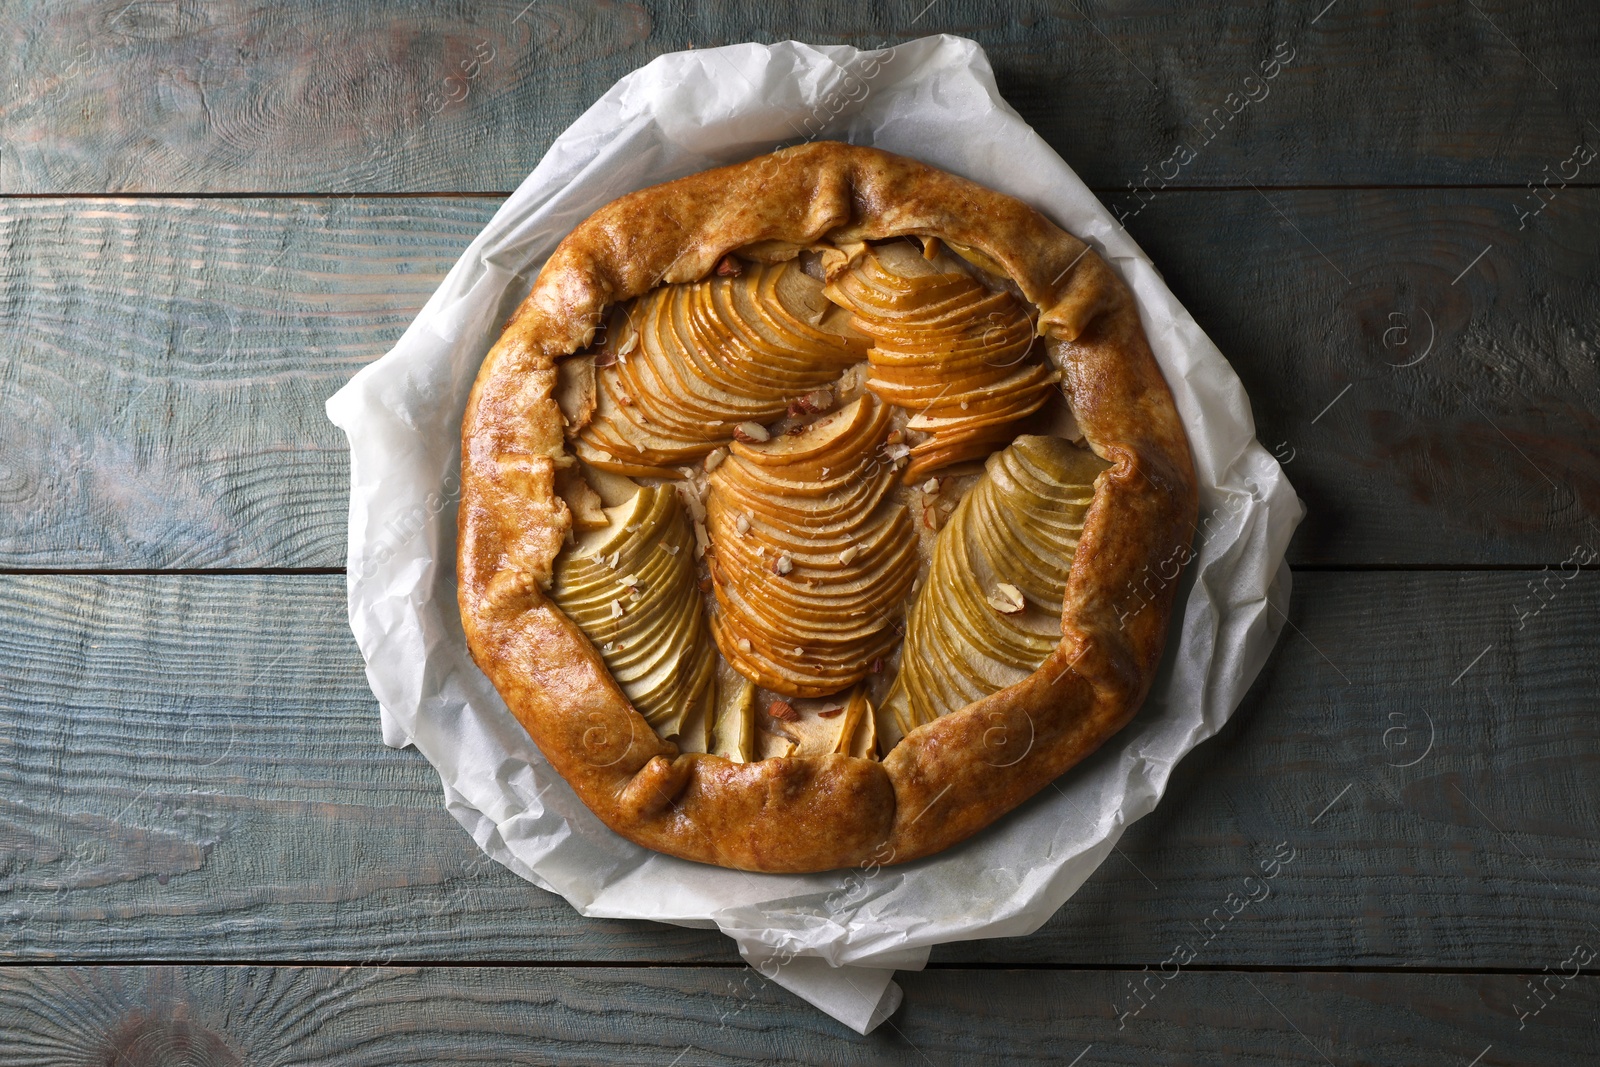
985, 583, 1026, 615
768, 699, 799, 722
609, 599, 626, 619
733, 421, 770, 443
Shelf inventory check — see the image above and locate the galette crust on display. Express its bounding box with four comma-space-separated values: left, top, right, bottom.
458, 142, 1198, 872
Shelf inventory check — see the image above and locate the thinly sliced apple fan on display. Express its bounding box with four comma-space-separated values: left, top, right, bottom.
550, 241, 1103, 763
824, 241, 1062, 481
550, 485, 716, 746
574, 261, 867, 478
877, 435, 1109, 749
706, 395, 919, 699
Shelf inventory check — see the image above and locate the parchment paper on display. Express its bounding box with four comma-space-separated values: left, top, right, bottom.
325, 35, 1303, 1035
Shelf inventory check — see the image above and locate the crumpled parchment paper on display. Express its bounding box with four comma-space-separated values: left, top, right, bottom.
325, 34, 1303, 1035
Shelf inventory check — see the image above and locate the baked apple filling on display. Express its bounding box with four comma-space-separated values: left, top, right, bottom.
551, 238, 1106, 762
549, 485, 717, 742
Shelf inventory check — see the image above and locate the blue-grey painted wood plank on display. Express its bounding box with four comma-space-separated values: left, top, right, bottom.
1, 571, 1595, 967
0, 196, 498, 569
0, 1, 1596, 193
0, 964, 1592, 1065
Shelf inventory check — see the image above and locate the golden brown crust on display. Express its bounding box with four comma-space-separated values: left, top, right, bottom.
458, 142, 1198, 872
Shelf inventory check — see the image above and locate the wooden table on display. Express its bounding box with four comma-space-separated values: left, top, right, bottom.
2, 2, 1596, 1063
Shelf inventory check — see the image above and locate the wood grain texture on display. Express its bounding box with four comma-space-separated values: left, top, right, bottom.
1126, 186, 1600, 565
1, 571, 1594, 967
0, 964, 1593, 1065
1, 190, 1596, 569
0, 1, 1596, 193
0, 196, 498, 568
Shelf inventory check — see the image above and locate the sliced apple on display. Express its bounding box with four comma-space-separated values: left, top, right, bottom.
551, 486, 715, 739
876, 435, 1109, 751
778, 687, 879, 759
576, 260, 867, 476
705, 395, 918, 698
555, 465, 608, 531
823, 242, 1061, 478
710, 661, 756, 763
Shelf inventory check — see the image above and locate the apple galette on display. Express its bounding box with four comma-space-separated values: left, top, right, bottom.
458, 143, 1197, 872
